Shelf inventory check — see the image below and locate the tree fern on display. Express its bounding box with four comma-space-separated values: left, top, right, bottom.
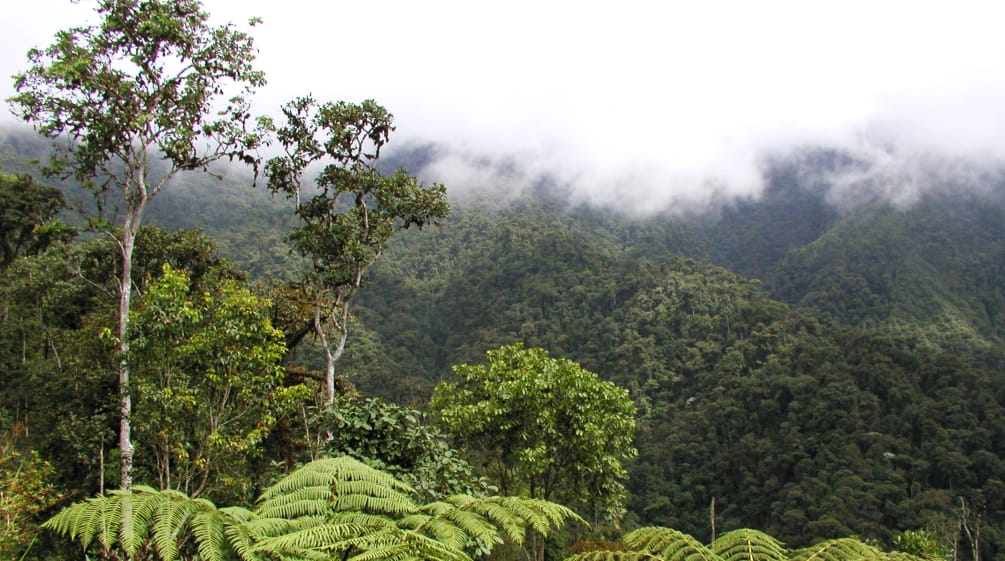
45, 456, 579, 561
622, 526, 720, 561
255, 456, 419, 519
404, 495, 583, 548
43, 485, 245, 561
568, 528, 929, 561
712, 529, 788, 561
790, 538, 883, 561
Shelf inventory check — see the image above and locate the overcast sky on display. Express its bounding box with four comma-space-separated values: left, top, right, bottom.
4, 1, 1005, 211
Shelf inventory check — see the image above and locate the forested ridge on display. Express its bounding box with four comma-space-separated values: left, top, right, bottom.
2, 123, 1003, 561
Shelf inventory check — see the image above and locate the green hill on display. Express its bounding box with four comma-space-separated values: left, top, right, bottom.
2, 128, 1003, 558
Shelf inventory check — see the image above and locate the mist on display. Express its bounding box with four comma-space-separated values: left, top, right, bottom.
5, 0, 1005, 214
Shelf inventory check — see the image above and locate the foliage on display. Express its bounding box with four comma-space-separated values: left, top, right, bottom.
314, 396, 490, 500
432, 344, 637, 522
569, 527, 926, 561
0, 226, 259, 498
129, 263, 304, 500
712, 529, 789, 561
4, 131, 1005, 558
893, 529, 952, 561
264, 95, 449, 403
0, 429, 63, 559
44, 455, 581, 561
7, 0, 265, 184
349, 196, 1004, 557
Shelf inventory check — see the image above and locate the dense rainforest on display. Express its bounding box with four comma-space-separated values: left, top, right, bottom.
2, 121, 1003, 561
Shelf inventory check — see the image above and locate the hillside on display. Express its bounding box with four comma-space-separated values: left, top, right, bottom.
2, 129, 1003, 558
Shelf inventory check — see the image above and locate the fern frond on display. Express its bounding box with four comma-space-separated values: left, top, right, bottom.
257, 456, 420, 519
259, 457, 414, 500
330, 511, 399, 527
398, 515, 471, 551
254, 522, 383, 555
220, 507, 262, 561
353, 527, 472, 561
151, 491, 202, 561
255, 494, 335, 519
93, 491, 123, 549
712, 528, 788, 561
43, 490, 132, 553
791, 538, 881, 561
622, 527, 722, 561
404, 494, 581, 556
489, 496, 584, 537
119, 486, 168, 556
859, 553, 929, 561
331, 492, 419, 514
566, 551, 660, 561
42, 493, 108, 548
190, 508, 233, 561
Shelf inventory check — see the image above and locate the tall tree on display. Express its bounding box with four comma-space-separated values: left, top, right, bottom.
7, 0, 266, 489
264, 96, 449, 404
129, 264, 300, 500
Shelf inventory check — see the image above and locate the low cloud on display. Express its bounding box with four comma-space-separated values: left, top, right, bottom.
6, 0, 1005, 214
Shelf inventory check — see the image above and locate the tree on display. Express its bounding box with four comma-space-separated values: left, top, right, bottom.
431, 344, 638, 528
43, 455, 581, 561
129, 264, 304, 500
7, 0, 266, 489
264, 96, 449, 404
0, 225, 261, 498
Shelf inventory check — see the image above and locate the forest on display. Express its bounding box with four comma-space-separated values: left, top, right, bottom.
1, 2, 1003, 561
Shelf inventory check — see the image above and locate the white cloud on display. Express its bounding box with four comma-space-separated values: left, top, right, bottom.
5, 0, 1005, 212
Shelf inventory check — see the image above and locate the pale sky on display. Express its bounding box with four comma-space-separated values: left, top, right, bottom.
4, 0, 1005, 211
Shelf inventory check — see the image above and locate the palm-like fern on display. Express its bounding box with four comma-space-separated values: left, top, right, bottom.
568, 527, 929, 561
713, 529, 788, 561
44, 485, 254, 561
44, 456, 580, 561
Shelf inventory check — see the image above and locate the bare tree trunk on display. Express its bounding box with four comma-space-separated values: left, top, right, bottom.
960, 497, 983, 561
711, 497, 717, 544
315, 301, 337, 406
118, 224, 136, 492
117, 160, 149, 492
316, 290, 350, 406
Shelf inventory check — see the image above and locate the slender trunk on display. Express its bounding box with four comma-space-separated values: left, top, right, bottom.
118, 225, 135, 491
710, 497, 717, 544
118, 157, 148, 491
315, 291, 349, 406
314, 300, 336, 406
98, 443, 104, 495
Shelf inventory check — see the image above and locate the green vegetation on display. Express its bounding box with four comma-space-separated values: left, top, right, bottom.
2, 4, 1004, 560
0, 172, 72, 268
8, 0, 266, 490
570, 527, 925, 561
129, 264, 304, 500
0, 429, 62, 559
44, 456, 579, 561
263, 96, 449, 404
433, 344, 637, 523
